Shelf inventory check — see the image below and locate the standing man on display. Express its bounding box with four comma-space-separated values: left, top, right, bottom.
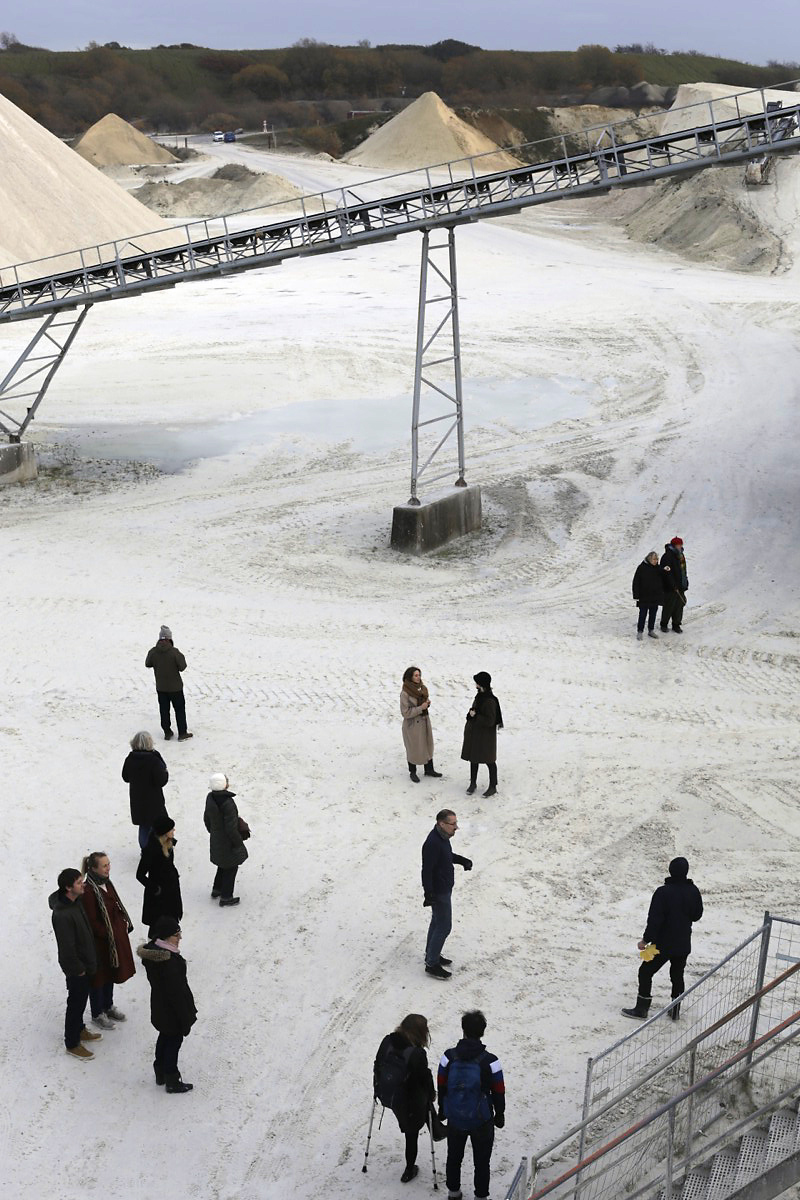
660, 536, 688, 633
145, 624, 193, 741
49, 868, 103, 1060
622, 856, 703, 1020
421, 809, 472, 980
438, 1010, 505, 1200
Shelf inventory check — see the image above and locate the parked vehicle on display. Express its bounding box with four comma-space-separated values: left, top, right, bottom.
223, 131, 236, 143
213, 130, 224, 142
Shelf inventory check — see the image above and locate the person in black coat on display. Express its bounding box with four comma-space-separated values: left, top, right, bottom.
136, 914, 197, 1092
660, 536, 688, 633
632, 551, 669, 640
373, 1013, 436, 1183
136, 815, 183, 933
622, 856, 704, 1020
122, 730, 169, 850
461, 671, 503, 798
204, 772, 248, 907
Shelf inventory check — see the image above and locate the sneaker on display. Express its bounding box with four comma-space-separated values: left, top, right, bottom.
482, 785, 497, 798
92, 1013, 116, 1030
400, 1165, 419, 1183
177, 732, 194, 741
105, 1006, 126, 1022
425, 963, 452, 980
80, 1027, 102, 1042
219, 896, 241, 907
636, 631, 643, 641
648, 630, 659, 639
67, 1043, 95, 1060
466, 783, 477, 795
164, 730, 174, 740
439, 956, 452, 967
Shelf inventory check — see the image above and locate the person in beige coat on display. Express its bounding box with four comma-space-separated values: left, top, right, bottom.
400, 666, 443, 784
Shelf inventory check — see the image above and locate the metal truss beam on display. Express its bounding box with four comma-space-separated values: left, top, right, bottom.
409, 228, 466, 503
0, 306, 90, 440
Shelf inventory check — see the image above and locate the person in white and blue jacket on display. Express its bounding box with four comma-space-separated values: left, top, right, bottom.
437, 1010, 505, 1200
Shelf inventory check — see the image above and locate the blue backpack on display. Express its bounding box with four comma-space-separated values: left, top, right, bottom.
444, 1054, 491, 1131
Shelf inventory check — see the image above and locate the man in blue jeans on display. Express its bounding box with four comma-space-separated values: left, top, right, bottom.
421, 809, 472, 980
438, 1010, 505, 1200
49, 868, 103, 1060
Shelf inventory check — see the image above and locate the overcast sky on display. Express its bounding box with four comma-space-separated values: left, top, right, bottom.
2, 0, 798, 66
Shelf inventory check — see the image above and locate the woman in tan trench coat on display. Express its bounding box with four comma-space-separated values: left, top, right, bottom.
400, 666, 443, 783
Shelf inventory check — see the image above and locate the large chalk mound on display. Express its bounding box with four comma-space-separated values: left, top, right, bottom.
74, 113, 177, 168
344, 91, 520, 172
136, 165, 306, 219
0, 92, 169, 271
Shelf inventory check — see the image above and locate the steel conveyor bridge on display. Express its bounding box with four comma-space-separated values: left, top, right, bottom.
2, 83, 799, 498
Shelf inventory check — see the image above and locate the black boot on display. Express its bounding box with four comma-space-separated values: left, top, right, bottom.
670, 999, 681, 1021
153, 1061, 165, 1086
424, 760, 443, 778
400, 1165, 419, 1183
466, 763, 478, 794
408, 762, 420, 783
483, 762, 498, 797
165, 1073, 193, 1093
622, 995, 652, 1020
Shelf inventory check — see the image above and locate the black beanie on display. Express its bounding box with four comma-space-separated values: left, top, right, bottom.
152, 815, 175, 837
150, 915, 180, 940
669, 856, 689, 879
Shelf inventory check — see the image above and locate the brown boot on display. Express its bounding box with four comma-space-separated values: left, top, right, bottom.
66, 1043, 95, 1060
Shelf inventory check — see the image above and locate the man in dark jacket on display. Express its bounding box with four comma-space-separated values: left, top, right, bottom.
622, 856, 703, 1020
137, 914, 197, 1093
49, 868, 102, 1060
660, 536, 688, 633
421, 809, 472, 980
145, 624, 192, 741
438, 1010, 505, 1200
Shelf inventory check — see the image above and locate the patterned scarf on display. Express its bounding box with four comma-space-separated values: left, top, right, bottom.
85, 873, 132, 970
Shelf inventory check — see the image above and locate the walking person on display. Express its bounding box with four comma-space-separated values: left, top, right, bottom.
660, 536, 688, 633
204, 772, 249, 907
401, 666, 442, 783
622, 856, 704, 1020
373, 1013, 437, 1184
48, 868, 102, 1061
136, 815, 183, 934
422, 809, 472, 980
80, 852, 135, 1031
632, 551, 668, 641
461, 672, 503, 798
122, 730, 169, 851
137, 915, 197, 1093
145, 624, 192, 741
438, 1010, 505, 1200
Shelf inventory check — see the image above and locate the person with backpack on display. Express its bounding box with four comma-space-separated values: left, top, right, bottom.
438, 1010, 505, 1200
373, 1013, 437, 1183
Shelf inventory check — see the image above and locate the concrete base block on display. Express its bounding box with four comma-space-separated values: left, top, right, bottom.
0, 442, 37, 484
391, 484, 481, 554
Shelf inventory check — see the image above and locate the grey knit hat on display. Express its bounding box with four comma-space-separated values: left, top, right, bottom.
159, 625, 172, 640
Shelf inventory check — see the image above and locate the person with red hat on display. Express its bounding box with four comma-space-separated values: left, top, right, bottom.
660, 537, 688, 633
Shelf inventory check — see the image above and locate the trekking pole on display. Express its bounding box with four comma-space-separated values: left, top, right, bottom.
362, 1097, 379, 1173
426, 1112, 439, 1190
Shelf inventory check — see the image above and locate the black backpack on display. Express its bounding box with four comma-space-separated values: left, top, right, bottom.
375, 1040, 414, 1109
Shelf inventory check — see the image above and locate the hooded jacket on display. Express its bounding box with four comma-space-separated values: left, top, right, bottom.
145, 640, 187, 692
437, 1036, 505, 1126
642, 875, 703, 956
49, 889, 97, 977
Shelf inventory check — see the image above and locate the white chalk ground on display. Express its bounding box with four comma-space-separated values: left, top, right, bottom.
2, 142, 800, 1200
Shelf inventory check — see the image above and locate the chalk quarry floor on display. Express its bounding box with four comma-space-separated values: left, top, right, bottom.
1, 168, 799, 1200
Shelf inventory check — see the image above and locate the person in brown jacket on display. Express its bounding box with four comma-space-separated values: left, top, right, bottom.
400, 666, 442, 784
145, 624, 192, 741
80, 852, 135, 1030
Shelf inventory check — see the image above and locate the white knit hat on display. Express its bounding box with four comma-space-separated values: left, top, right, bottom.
209, 773, 228, 792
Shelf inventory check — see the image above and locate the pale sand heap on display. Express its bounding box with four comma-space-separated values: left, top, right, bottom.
539, 104, 663, 144
344, 90, 521, 172
73, 113, 177, 168
136, 167, 307, 219
0, 92, 171, 273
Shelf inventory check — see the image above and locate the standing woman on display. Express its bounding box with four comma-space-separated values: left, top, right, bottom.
632, 550, 668, 641
401, 666, 442, 784
461, 671, 503, 798
204, 773, 248, 907
373, 1013, 437, 1183
122, 730, 169, 851
137, 914, 197, 1093
80, 851, 135, 1030
136, 814, 183, 934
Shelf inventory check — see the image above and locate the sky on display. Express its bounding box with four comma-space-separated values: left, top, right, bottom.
2, 0, 799, 65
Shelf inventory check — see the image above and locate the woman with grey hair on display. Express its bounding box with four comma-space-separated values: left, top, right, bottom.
122, 731, 169, 850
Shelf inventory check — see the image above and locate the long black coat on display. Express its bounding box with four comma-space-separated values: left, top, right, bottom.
204, 790, 248, 869
642, 876, 704, 956
461, 691, 499, 764
373, 1031, 434, 1133
661, 544, 688, 593
136, 836, 183, 928
137, 941, 197, 1035
122, 749, 169, 827
632, 559, 667, 605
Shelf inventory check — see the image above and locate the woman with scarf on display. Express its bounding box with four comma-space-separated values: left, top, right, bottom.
80, 851, 135, 1030
136, 814, 183, 934
461, 671, 504, 798
400, 666, 443, 784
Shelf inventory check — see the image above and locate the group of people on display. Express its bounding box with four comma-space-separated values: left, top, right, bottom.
401, 668, 504, 798
371, 1009, 505, 1199
632, 536, 689, 640
48, 625, 250, 1092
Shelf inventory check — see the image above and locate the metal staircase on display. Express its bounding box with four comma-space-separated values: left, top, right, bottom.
662, 1105, 800, 1198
